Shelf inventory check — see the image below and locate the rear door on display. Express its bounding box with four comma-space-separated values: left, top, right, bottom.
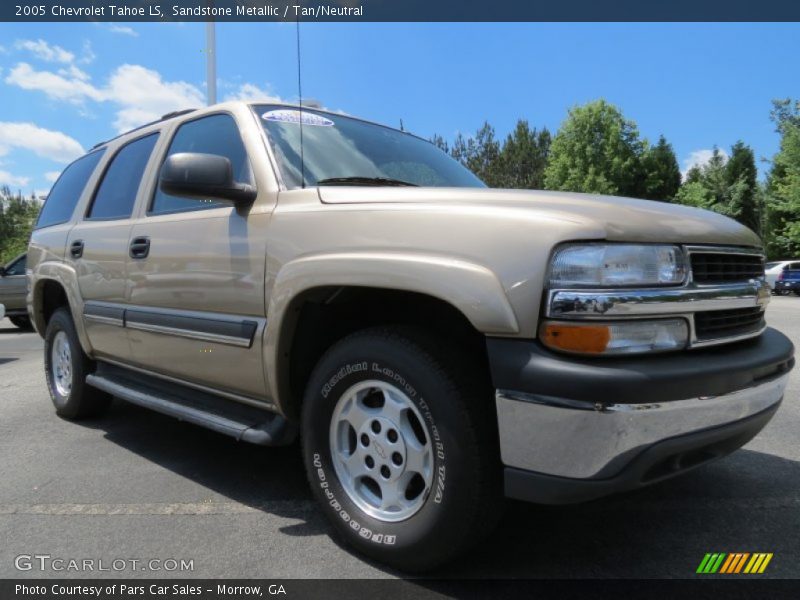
124, 112, 271, 401
66, 132, 161, 361
0, 254, 27, 313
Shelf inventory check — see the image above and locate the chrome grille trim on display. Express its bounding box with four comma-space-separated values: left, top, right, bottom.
544, 245, 769, 348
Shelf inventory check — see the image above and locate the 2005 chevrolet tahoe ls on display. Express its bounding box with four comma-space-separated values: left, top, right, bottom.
27, 102, 795, 570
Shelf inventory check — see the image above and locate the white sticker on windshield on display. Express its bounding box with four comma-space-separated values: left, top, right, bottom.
262, 109, 334, 127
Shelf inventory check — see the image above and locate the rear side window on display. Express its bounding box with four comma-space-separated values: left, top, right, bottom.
37, 150, 105, 229
150, 114, 253, 215
88, 133, 159, 220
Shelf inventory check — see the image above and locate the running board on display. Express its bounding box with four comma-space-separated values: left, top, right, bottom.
86, 363, 296, 446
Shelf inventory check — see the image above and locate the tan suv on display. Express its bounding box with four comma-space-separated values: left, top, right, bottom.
27, 102, 794, 570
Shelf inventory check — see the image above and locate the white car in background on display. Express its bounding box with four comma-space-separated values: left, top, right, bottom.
766, 260, 800, 291
0, 304, 4, 321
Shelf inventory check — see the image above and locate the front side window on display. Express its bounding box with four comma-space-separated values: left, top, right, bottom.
151, 114, 253, 215
5, 255, 26, 276
37, 150, 105, 228
88, 133, 159, 220
255, 105, 485, 189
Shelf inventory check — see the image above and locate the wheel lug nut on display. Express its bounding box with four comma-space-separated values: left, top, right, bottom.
380, 465, 390, 479
392, 452, 403, 466
371, 421, 381, 434
387, 429, 398, 443
360, 433, 370, 447
365, 456, 375, 469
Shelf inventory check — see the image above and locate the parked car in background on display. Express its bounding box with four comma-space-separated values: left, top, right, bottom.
766, 260, 800, 291
0, 253, 31, 329
773, 261, 800, 296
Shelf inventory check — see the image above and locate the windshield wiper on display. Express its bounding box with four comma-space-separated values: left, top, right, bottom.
316, 176, 418, 187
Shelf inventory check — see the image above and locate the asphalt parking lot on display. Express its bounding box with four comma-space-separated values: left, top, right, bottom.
1, 298, 799, 580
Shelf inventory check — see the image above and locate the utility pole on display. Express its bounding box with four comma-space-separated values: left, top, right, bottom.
206, 20, 217, 105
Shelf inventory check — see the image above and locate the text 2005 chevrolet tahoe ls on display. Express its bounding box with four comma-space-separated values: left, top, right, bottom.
27, 103, 794, 570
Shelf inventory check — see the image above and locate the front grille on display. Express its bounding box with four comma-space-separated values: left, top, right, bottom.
694, 307, 765, 340
690, 252, 764, 284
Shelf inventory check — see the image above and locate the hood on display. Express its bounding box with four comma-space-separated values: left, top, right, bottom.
317, 186, 761, 247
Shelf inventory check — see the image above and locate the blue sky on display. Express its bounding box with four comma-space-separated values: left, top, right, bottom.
0, 22, 798, 196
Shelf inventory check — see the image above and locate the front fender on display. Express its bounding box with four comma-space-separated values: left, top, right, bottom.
263, 250, 519, 409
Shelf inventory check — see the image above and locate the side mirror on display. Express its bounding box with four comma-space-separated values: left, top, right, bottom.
159, 152, 256, 206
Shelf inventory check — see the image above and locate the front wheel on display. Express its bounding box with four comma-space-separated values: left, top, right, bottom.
301, 327, 501, 571
44, 307, 111, 419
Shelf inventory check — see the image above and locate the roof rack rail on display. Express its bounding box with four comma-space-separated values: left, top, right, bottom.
90, 108, 198, 150
161, 108, 197, 120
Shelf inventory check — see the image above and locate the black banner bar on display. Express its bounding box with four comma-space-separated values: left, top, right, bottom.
3, 0, 800, 23
3, 579, 800, 600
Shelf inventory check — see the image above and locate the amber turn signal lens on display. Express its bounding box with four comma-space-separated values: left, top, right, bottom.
540, 322, 611, 354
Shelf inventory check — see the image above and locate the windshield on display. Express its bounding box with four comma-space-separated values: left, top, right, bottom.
255, 105, 485, 189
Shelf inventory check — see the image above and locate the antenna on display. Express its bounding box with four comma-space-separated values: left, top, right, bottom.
205, 8, 216, 105
400, 118, 404, 132
296, 17, 306, 188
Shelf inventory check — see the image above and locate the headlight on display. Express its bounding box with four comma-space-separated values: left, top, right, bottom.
540, 319, 689, 355
549, 244, 686, 288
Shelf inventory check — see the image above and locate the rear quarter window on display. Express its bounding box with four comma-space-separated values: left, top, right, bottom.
37, 150, 105, 229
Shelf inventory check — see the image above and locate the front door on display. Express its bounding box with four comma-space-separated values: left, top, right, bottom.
125, 113, 270, 401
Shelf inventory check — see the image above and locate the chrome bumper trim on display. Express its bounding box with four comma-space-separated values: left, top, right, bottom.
496, 373, 788, 479
546, 280, 771, 319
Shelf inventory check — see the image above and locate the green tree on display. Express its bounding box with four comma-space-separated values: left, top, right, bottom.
544, 99, 645, 197
764, 99, 800, 257
493, 120, 551, 189
674, 145, 764, 234
638, 135, 681, 201
0, 186, 41, 264
725, 141, 759, 233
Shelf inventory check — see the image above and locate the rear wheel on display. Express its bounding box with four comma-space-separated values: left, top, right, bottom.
301, 327, 501, 571
44, 307, 111, 419
9, 315, 32, 330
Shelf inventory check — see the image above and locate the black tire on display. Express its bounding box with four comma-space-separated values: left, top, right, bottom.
9, 315, 32, 330
794, 291, 800, 297
301, 326, 501, 571
44, 307, 111, 419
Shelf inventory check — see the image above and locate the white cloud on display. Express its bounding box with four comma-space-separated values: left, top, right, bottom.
223, 83, 284, 103
5, 62, 104, 104
106, 64, 204, 132
108, 25, 138, 37
681, 148, 729, 180
15, 39, 74, 64
5, 61, 204, 132
0, 122, 84, 163
45, 170, 62, 182
80, 40, 96, 64
0, 170, 30, 187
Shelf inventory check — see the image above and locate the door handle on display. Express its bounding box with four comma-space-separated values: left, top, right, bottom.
129, 236, 151, 259
70, 240, 84, 259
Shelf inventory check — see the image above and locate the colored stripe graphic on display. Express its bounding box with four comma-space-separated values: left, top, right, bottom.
698, 552, 773, 574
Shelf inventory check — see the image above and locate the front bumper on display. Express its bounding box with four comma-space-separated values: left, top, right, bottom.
774, 281, 800, 293
488, 328, 794, 504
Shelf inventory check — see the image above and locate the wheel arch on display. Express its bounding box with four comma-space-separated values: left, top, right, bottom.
265, 252, 516, 419
30, 263, 93, 355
